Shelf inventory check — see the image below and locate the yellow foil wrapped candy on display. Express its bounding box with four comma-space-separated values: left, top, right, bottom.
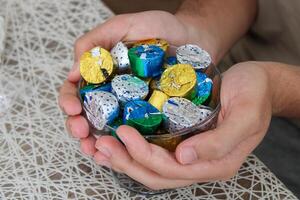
80, 47, 114, 84
160, 64, 197, 99
148, 90, 169, 111
133, 39, 169, 51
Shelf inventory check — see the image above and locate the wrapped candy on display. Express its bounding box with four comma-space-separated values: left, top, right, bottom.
160, 64, 197, 99
176, 44, 211, 70
83, 91, 119, 130
133, 38, 169, 51
123, 100, 162, 135
162, 97, 203, 132
148, 90, 169, 111
128, 45, 165, 78
80, 47, 114, 84
192, 72, 213, 105
79, 82, 111, 99
110, 42, 130, 72
164, 56, 177, 68
111, 74, 149, 104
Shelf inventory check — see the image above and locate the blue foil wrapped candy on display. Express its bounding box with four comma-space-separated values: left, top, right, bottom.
164, 56, 177, 68
123, 100, 163, 135
128, 45, 165, 78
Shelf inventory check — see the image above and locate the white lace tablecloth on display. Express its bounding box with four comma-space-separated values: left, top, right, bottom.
0, 0, 297, 199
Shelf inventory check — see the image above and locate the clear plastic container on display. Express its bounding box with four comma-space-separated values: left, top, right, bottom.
78, 44, 221, 195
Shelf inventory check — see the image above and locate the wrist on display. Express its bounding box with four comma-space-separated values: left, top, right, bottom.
174, 13, 222, 64
258, 62, 300, 117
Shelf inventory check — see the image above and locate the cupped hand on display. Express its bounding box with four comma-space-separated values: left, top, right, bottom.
93, 62, 273, 190
58, 10, 214, 156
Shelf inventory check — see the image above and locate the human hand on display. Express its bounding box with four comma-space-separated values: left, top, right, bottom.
58, 10, 216, 156
93, 62, 273, 190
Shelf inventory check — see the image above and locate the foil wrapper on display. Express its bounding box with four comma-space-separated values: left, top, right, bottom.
164, 56, 177, 68
80, 46, 114, 84
148, 90, 169, 111
160, 64, 197, 99
110, 42, 130, 72
176, 44, 211, 70
128, 45, 165, 78
83, 91, 119, 130
192, 72, 213, 105
133, 38, 169, 51
79, 82, 111, 99
162, 97, 202, 132
123, 100, 162, 135
111, 74, 149, 104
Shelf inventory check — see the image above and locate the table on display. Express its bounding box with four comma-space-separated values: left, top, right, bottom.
0, 0, 297, 199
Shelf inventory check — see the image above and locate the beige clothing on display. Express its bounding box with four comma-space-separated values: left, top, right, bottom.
221, 0, 300, 126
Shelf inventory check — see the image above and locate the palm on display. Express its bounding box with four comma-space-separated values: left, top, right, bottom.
210, 63, 272, 160
119, 11, 190, 46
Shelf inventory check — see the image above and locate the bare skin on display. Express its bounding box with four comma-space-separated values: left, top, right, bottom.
58, 0, 300, 190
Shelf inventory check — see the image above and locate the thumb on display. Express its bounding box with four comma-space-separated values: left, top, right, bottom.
175, 102, 260, 165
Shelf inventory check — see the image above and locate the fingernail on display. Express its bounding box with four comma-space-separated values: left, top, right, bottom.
116, 132, 127, 145
96, 159, 112, 168
180, 146, 198, 165
97, 146, 111, 158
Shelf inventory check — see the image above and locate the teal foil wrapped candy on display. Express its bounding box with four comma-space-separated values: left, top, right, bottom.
128, 45, 165, 78
111, 74, 149, 104
79, 82, 112, 99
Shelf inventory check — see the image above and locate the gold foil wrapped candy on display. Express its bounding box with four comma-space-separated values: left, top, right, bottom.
160, 64, 197, 99
80, 47, 114, 84
148, 90, 169, 111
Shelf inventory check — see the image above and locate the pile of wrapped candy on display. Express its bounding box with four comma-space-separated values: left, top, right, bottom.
79, 39, 214, 138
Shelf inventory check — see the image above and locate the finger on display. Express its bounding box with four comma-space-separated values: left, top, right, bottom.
94, 135, 196, 190
94, 151, 112, 169
80, 135, 97, 156
68, 14, 134, 82
66, 115, 89, 138
115, 125, 248, 181
58, 80, 82, 115
67, 61, 80, 83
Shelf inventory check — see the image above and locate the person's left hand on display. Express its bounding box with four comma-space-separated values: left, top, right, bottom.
94, 61, 273, 190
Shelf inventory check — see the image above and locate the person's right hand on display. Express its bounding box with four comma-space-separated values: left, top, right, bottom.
58, 10, 217, 156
